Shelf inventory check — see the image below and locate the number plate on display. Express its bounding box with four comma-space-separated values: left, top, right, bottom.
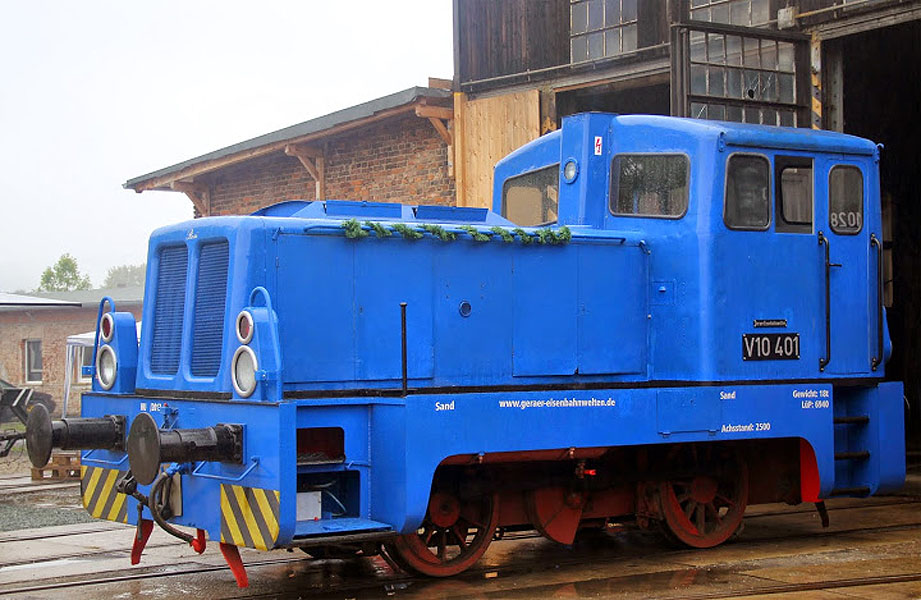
743, 333, 800, 361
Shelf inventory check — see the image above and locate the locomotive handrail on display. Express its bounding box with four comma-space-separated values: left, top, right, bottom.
817, 232, 841, 372
190, 456, 260, 482
870, 233, 884, 371
82, 448, 129, 467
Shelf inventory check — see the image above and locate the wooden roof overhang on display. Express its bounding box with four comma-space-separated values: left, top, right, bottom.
124, 85, 454, 215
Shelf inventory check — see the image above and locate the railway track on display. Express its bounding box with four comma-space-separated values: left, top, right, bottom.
2, 497, 919, 599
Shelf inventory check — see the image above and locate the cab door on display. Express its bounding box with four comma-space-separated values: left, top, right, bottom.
819, 157, 875, 375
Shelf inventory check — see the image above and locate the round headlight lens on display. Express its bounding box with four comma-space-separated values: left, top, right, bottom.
100, 313, 114, 343
232, 346, 258, 398
96, 345, 117, 390
563, 159, 579, 183
236, 310, 254, 344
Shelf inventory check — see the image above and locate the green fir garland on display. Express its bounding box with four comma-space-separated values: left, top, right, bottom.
460, 225, 491, 242
364, 221, 392, 238
342, 218, 368, 239
420, 224, 457, 241
391, 223, 424, 240
512, 227, 533, 244
490, 226, 515, 243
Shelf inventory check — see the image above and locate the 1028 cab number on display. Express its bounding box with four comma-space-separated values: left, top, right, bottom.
743, 333, 800, 361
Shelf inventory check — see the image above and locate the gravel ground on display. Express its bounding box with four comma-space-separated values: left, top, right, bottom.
0, 438, 95, 532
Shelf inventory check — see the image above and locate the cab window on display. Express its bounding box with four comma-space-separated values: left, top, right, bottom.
829, 166, 863, 234
610, 154, 689, 218
724, 154, 770, 230
501, 165, 559, 226
775, 157, 813, 233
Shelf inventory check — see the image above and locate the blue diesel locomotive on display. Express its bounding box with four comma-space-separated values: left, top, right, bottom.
26, 113, 905, 586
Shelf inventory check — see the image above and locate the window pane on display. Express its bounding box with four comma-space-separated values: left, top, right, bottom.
610, 155, 690, 218
780, 166, 813, 227
588, 31, 604, 58
26, 340, 42, 381
571, 35, 588, 62
829, 166, 864, 234
622, 24, 637, 51
502, 165, 560, 227
571, 1, 589, 34
622, 0, 636, 21
605, 0, 621, 25
81, 346, 94, 367
605, 28, 621, 56
587, 0, 603, 29
725, 155, 770, 229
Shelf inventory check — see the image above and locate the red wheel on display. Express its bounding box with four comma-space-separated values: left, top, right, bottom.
385, 490, 499, 577
658, 445, 748, 548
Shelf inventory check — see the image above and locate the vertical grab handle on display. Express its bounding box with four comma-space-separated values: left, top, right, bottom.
817, 232, 841, 372
870, 234, 884, 371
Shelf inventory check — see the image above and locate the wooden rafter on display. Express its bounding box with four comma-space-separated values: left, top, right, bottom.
415, 102, 455, 177
284, 143, 325, 200
170, 181, 210, 216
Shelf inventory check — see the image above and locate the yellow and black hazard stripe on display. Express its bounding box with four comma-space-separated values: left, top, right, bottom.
81, 465, 129, 523
220, 483, 280, 551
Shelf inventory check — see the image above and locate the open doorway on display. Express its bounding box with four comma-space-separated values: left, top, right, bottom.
831, 20, 921, 463
556, 77, 671, 121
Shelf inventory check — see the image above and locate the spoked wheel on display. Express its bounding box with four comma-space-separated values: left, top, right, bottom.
658, 444, 748, 548
385, 490, 499, 577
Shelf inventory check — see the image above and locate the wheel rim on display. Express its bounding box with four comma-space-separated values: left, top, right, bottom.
659, 445, 748, 548
386, 491, 499, 577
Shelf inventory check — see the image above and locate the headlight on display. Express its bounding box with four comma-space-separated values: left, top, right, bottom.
231, 346, 258, 398
96, 345, 117, 390
236, 310, 254, 344
100, 313, 115, 343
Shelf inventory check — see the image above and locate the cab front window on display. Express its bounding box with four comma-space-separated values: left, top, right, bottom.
610, 154, 689, 218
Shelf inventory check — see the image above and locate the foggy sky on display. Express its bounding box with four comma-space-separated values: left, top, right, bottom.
0, 1, 453, 292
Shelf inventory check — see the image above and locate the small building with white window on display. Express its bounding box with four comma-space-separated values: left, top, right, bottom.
0, 287, 143, 417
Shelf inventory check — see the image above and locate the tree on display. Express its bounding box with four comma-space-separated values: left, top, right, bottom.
37, 254, 92, 292
103, 263, 146, 288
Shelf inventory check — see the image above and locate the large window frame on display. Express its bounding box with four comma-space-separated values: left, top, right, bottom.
570, 0, 640, 62
723, 152, 771, 231
609, 153, 691, 220
24, 339, 42, 384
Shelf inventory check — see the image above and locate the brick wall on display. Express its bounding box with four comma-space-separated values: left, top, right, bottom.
0, 305, 142, 417
208, 113, 455, 215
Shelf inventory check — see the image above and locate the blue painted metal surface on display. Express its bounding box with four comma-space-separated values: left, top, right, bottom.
79, 113, 904, 553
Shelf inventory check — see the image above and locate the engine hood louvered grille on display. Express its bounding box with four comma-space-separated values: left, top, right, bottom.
150, 245, 188, 374
191, 241, 230, 377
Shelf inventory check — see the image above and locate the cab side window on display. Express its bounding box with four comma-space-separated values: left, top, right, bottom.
775, 157, 813, 233
501, 165, 560, 226
829, 166, 864, 234
725, 154, 770, 230
610, 154, 689, 218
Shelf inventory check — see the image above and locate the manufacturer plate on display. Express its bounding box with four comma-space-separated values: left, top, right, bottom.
743, 333, 800, 361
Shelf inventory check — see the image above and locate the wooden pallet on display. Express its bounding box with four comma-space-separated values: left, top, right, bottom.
31, 452, 81, 481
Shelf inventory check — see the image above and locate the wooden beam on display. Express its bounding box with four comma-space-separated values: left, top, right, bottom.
170, 181, 210, 216
284, 144, 320, 181
415, 104, 454, 121
284, 144, 325, 200
428, 77, 453, 90
427, 117, 452, 146
315, 155, 326, 201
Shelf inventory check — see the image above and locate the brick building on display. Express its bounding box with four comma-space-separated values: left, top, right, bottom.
126, 86, 456, 215
0, 288, 143, 416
